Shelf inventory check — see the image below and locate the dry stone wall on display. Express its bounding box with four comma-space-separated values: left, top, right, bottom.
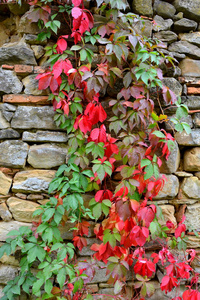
0, 0, 200, 298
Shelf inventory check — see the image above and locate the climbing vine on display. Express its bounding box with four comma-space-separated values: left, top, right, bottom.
0, 0, 198, 300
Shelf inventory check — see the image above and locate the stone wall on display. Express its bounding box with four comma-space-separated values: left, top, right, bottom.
0, 0, 200, 298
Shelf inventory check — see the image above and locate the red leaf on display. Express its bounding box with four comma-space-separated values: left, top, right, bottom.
73, 236, 87, 251
72, 0, 82, 6
57, 38, 67, 53
72, 7, 82, 18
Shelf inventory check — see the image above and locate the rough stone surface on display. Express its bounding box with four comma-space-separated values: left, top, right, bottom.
0, 42, 37, 65
22, 74, 48, 96
162, 77, 182, 97
12, 170, 56, 193
0, 69, 23, 94
173, 0, 200, 22
159, 205, 177, 227
179, 32, 200, 47
193, 113, 200, 128
154, 175, 179, 199
165, 114, 193, 132
159, 141, 180, 174
175, 129, 200, 146
0, 171, 12, 195
0, 265, 18, 284
134, 19, 152, 38
11, 106, 58, 130
17, 7, 40, 35
7, 197, 40, 222
179, 59, 200, 77
153, 15, 173, 32
168, 41, 200, 59
132, 0, 153, 16
24, 34, 47, 46
27, 144, 68, 169
0, 140, 28, 168
8, 1, 29, 15
0, 203, 12, 222
0, 221, 31, 241
184, 147, 200, 172
187, 236, 200, 248
22, 131, 68, 143
185, 203, 200, 231
182, 96, 200, 110
31, 45, 45, 59
0, 129, 20, 139
155, 1, 176, 19
174, 18, 197, 32
181, 177, 200, 199
154, 31, 177, 43
0, 111, 10, 129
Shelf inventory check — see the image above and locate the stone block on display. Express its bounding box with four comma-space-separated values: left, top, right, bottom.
179, 32, 200, 47
60, 221, 95, 240
0, 41, 37, 65
193, 113, 200, 127
0, 129, 20, 140
0, 265, 18, 284
153, 15, 173, 32
169, 41, 200, 59
175, 129, 200, 146
154, 1, 176, 19
27, 144, 68, 169
187, 236, 200, 248
0, 111, 10, 129
174, 18, 197, 32
187, 87, 200, 95
22, 74, 48, 96
184, 147, 200, 172
0, 171, 12, 195
0, 141, 28, 168
162, 77, 182, 97
154, 31, 177, 43
132, 0, 153, 16
179, 59, 200, 77
0, 221, 31, 241
12, 170, 56, 194
17, 7, 40, 35
22, 131, 68, 143
31, 45, 45, 59
159, 205, 177, 228
173, 0, 200, 22
3, 94, 49, 105
185, 203, 200, 231
159, 141, 180, 174
7, 197, 40, 223
0, 69, 23, 94
11, 106, 58, 130
181, 176, 200, 199
0, 203, 12, 222
154, 175, 179, 199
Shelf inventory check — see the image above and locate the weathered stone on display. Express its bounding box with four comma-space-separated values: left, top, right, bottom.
22, 131, 68, 143
187, 236, 200, 248
159, 205, 177, 228
0, 69, 23, 94
153, 15, 173, 32
173, 0, 200, 22
159, 142, 180, 174
0, 203, 12, 221
0, 265, 18, 284
185, 203, 200, 231
0, 111, 10, 129
162, 77, 182, 97
17, 7, 40, 35
174, 18, 197, 32
0, 41, 37, 65
181, 176, 200, 199
31, 45, 45, 59
0, 171, 12, 195
193, 113, 200, 128
11, 106, 58, 130
0, 129, 20, 139
179, 32, 200, 47
24, 34, 47, 46
22, 74, 48, 96
165, 114, 193, 132
27, 194, 43, 201
0, 252, 19, 267
184, 148, 200, 172
168, 41, 200, 59
187, 87, 200, 95
27, 144, 68, 169
77, 238, 101, 256
154, 175, 179, 199
132, 0, 153, 16
0, 221, 31, 241
0, 24, 9, 47
8, 1, 29, 15
134, 19, 153, 38
7, 197, 40, 222
165, 66, 181, 78
175, 129, 200, 146
169, 199, 197, 205
179, 59, 200, 77
181, 96, 200, 110
154, 31, 177, 43
14, 64, 33, 76
175, 171, 193, 177
15, 193, 27, 200
1, 103, 16, 121
0, 141, 28, 168
12, 170, 56, 194
155, 1, 176, 19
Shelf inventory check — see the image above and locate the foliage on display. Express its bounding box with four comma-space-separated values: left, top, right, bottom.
0, 0, 198, 300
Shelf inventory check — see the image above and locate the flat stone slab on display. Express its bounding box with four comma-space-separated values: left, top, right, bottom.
0, 69, 23, 94
0, 140, 28, 168
185, 203, 200, 231
11, 106, 58, 130
181, 176, 200, 199
175, 129, 200, 146
27, 144, 68, 169
12, 169, 56, 193
179, 59, 200, 77
22, 131, 68, 143
153, 174, 179, 200
0, 171, 12, 195
0, 220, 31, 241
174, 0, 200, 22
184, 147, 200, 172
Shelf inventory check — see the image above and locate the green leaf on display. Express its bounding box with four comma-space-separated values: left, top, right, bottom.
80, 49, 87, 61
57, 268, 66, 288
45, 279, 53, 294
140, 159, 151, 168
144, 164, 154, 180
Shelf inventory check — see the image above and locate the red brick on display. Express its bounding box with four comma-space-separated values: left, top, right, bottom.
14, 65, 33, 75
34, 66, 47, 74
3, 94, 49, 105
2, 65, 14, 70
187, 87, 200, 95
